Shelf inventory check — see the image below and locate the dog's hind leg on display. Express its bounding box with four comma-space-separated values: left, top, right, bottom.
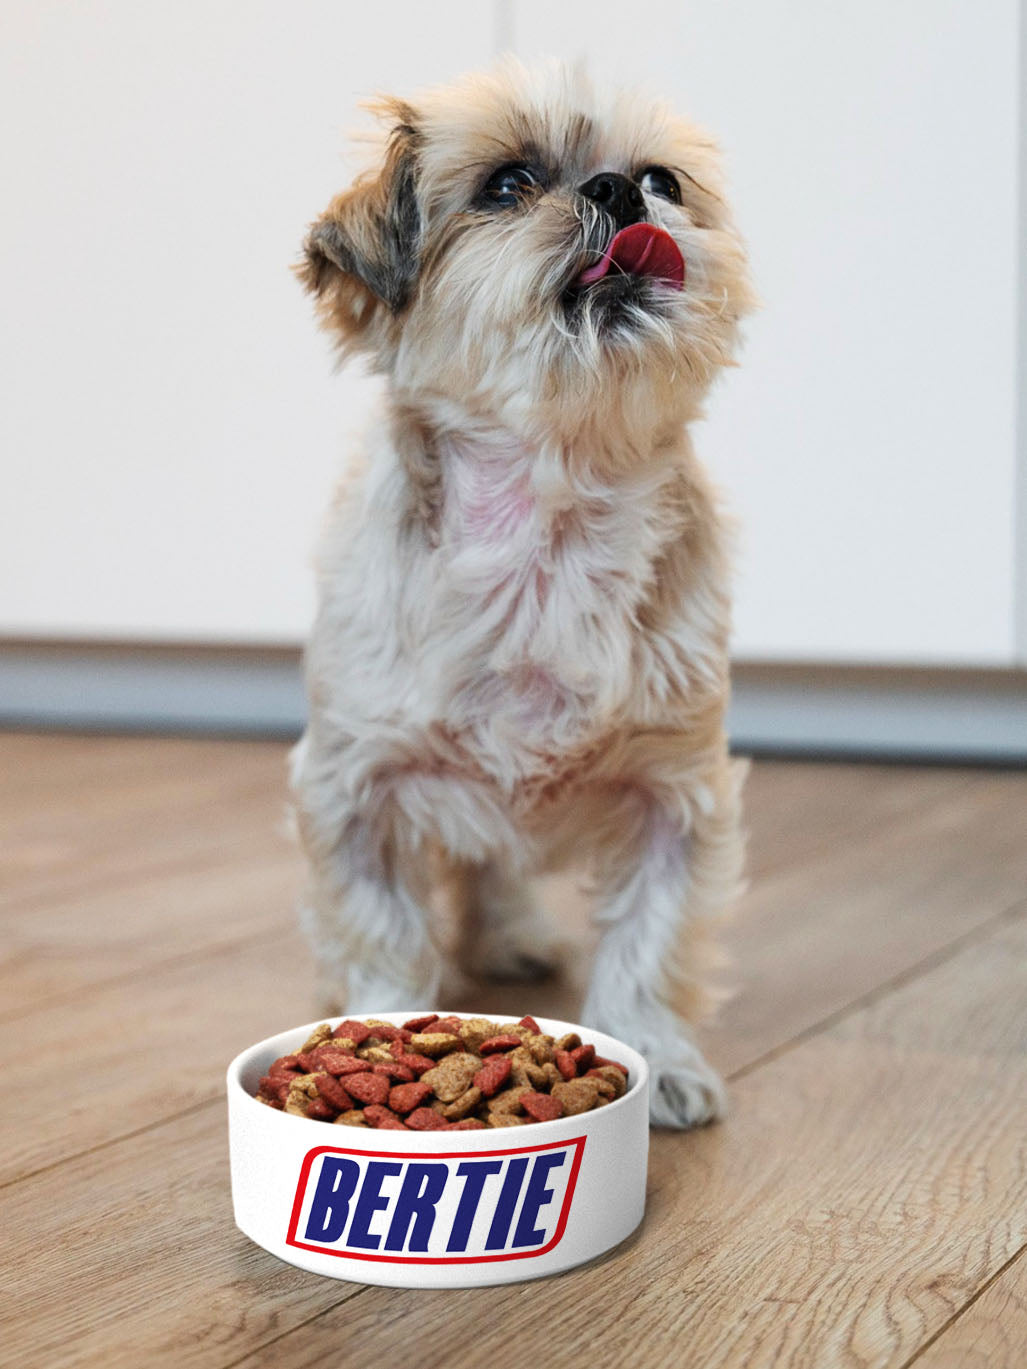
452, 856, 564, 983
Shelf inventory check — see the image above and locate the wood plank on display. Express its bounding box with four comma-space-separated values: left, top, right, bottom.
0, 735, 292, 909
707, 770, 1027, 1075
0, 852, 300, 1019
229, 909, 1027, 1369
0, 1104, 362, 1369
912, 1249, 1027, 1368
0, 931, 315, 1186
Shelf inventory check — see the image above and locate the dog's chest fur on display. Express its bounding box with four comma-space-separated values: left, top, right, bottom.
409, 431, 691, 785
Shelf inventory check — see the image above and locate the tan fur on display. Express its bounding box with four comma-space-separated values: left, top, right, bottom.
290, 58, 754, 1127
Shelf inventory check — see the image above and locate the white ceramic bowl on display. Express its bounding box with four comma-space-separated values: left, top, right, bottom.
227, 1011, 649, 1288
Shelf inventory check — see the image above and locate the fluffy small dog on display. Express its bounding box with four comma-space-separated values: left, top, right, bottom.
290, 58, 754, 1127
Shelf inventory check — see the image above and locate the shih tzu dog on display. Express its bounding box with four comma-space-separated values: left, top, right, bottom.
290, 58, 754, 1127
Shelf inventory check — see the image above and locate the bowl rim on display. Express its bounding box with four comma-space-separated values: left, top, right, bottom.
226, 1009, 649, 1139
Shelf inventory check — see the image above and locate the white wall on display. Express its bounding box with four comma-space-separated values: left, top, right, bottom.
0, 1, 492, 644
509, 0, 1023, 665
1, 1, 1024, 665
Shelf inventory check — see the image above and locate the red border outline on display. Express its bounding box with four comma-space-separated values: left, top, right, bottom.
285, 1135, 587, 1264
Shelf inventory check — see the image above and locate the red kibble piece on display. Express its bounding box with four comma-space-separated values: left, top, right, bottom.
473, 1055, 512, 1098
479, 1034, 522, 1054
372, 1062, 415, 1082
389, 1081, 433, 1115
569, 1044, 595, 1073
311, 1049, 364, 1076
332, 1020, 373, 1045
446, 1118, 487, 1130
315, 1074, 355, 1111
270, 1054, 303, 1073
593, 1056, 630, 1078
394, 1052, 437, 1077
402, 1014, 440, 1032
295, 1053, 318, 1072
431, 1016, 465, 1035
520, 1091, 564, 1122
405, 1107, 450, 1131
258, 1074, 292, 1105
554, 1050, 577, 1081
306, 1097, 337, 1121
344, 1072, 390, 1107
518, 1015, 542, 1034
364, 1104, 408, 1130
365, 1023, 412, 1044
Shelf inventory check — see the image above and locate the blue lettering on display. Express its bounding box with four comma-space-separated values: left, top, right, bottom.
384, 1163, 449, 1252
512, 1152, 566, 1247
303, 1157, 360, 1243
347, 1161, 402, 1250
447, 1160, 504, 1252
484, 1156, 529, 1250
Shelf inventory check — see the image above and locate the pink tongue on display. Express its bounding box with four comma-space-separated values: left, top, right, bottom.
577, 223, 685, 288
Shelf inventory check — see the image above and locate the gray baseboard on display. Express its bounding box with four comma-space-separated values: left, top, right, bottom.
1, 642, 1025, 763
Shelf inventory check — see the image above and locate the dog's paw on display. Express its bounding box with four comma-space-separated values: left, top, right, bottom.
648, 1055, 727, 1129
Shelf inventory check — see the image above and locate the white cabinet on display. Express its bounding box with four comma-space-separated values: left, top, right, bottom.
2, 1, 1024, 667
508, 0, 1025, 665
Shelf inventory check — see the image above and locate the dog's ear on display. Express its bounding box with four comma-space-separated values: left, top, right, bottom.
297, 103, 422, 347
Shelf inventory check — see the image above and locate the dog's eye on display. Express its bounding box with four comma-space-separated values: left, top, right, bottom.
639, 167, 681, 204
482, 164, 540, 209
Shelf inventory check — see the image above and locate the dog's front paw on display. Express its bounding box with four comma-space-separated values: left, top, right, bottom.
648, 1053, 726, 1129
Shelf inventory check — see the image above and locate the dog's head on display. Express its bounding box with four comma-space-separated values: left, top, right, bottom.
299, 59, 753, 435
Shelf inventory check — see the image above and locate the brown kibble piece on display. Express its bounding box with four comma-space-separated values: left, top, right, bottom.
299, 1023, 334, 1054
436, 1085, 482, 1120
552, 1077, 602, 1115
408, 1032, 463, 1057
487, 1086, 526, 1117
555, 1032, 581, 1052
587, 1065, 628, 1098
422, 1052, 481, 1102
333, 1109, 367, 1127
458, 1017, 499, 1051
447, 1118, 487, 1130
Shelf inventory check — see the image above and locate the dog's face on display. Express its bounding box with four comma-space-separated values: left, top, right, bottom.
300, 60, 753, 435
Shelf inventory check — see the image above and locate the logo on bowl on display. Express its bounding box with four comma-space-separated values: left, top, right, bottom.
286, 1135, 586, 1264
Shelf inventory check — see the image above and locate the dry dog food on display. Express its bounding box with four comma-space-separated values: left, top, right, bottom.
255, 1014, 629, 1130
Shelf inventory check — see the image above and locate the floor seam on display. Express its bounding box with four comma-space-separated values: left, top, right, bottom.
897, 1240, 1027, 1369
727, 894, 1027, 1084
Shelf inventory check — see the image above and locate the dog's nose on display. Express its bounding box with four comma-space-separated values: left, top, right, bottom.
578, 172, 646, 229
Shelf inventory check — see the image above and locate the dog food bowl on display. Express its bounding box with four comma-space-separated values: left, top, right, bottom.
227, 1011, 649, 1288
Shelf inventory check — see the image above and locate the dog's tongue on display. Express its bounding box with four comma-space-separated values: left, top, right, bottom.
577, 223, 685, 288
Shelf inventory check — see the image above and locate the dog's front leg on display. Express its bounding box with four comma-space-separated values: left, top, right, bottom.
296, 797, 446, 1016
581, 774, 743, 1128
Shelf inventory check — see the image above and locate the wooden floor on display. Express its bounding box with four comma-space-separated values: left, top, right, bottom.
2, 733, 1026, 1368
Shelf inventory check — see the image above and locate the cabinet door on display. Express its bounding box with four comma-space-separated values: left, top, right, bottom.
0, 1, 493, 643
508, 0, 1021, 665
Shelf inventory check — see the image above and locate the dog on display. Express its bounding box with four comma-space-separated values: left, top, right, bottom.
289, 57, 754, 1127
